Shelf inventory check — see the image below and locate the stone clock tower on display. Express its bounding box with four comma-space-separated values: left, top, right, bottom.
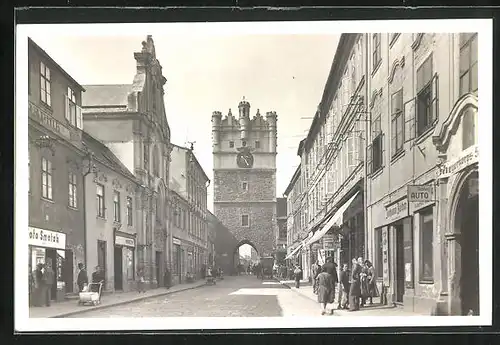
212, 98, 277, 257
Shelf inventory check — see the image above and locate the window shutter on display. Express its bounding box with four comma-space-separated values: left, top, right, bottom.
432, 73, 439, 124
404, 98, 416, 142
65, 95, 70, 122
366, 143, 373, 175
76, 105, 83, 129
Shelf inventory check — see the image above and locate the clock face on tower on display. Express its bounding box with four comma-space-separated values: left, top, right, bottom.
236, 149, 254, 168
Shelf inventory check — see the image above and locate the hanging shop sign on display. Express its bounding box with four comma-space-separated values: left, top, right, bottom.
384, 198, 408, 225
322, 234, 335, 249
437, 144, 479, 179
407, 185, 435, 203
173, 238, 181, 245
28, 227, 66, 250
382, 227, 390, 287
115, 235, 135, 248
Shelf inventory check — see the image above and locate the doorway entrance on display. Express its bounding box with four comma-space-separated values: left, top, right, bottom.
456, 173, 479, 315
394, 223, 405, 304
46, 249, 57, 300
97, 240, 107, 286
63, 249, 73, 293
114, 246, 123, 291
156, 251, 162, 287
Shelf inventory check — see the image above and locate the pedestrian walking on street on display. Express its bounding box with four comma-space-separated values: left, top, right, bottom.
359, 257, 369, 307
364, 260, 379, 305
41, 260, 55, 307
338, 263, 350, 310
77, 263, 89, 292
349, 258, 362, 311
164, 267, 171, 289
293, 265, 302, 288
34, 263, 44, 307
317, 266, 335, 315
137, 267, 146, 293
311, 260, 320, 294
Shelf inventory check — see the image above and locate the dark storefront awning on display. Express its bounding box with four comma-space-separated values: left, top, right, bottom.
305, 191, 360, 247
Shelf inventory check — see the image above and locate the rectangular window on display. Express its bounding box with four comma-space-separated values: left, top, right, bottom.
126, 196, 133, 226
391, 89, 404, 156
41, 157, 53, 200
65, 87, 82, 129
242, 182, 248, 191
416, 55, 438, 136
40, 61, 51, 106
241, 214, 249, 227
372, 33, 381, 71
255, 140, 260, 149
369, 113, 384, 173
143, 143, 149, 169
96, 184, 105, 218
113, 191, 121, 222
68, 172, 77, 208
229, 141, 234, 148
419, 208, 434, 283
459, 33, 478, 96
375, 228, 384, 279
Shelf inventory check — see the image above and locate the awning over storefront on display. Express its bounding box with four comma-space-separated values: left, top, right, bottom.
284, 243, 303, 260
305, 191, 360, 247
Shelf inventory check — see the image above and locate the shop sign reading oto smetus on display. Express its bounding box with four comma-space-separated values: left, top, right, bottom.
407, 185, 435, 203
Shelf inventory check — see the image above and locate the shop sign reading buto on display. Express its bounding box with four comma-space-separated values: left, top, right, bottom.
407, 185, 435, 203
28, 227, 66, 250
115, 235, 135, 248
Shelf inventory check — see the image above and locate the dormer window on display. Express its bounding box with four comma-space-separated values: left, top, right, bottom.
65, 87, 82, 129
40, 61, 51, 106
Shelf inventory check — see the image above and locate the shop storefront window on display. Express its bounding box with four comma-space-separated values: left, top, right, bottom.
419, 208, 434, 283
125, 247, 135, 280
375, 228, 383, 278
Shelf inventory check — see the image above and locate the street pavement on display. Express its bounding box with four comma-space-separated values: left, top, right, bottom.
68, 275, 324, 318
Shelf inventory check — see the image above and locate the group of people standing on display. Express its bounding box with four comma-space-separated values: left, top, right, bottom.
310, 257, 379, 315
29, 259, 55, 307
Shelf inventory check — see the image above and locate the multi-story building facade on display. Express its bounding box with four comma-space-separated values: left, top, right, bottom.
212, 99, 278, 257
287, 34, 368, 281
28, 38, 87, 303
283, 164, 305, 269
82, 36, 172, 288
207, 211, 239, 276
275, 197, 288, 264
365, 33, 479, 316
169, 143, 210, 280
82, 132, 140, 292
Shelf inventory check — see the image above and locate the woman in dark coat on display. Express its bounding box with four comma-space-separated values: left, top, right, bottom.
349, 258, 362, 311
316, 266, 335, 315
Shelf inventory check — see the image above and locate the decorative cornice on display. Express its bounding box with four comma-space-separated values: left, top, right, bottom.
369, 88, 383, 110
387, 56, 405, 84
93, 172, 108, 184
411, 33, 425, 51
432, 93, 478, 152
112, 177, 123, 190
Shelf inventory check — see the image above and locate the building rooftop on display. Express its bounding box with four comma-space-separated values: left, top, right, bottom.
81, 84, 133, 108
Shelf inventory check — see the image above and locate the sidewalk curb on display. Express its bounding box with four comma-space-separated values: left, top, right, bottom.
50, 282, 206, 318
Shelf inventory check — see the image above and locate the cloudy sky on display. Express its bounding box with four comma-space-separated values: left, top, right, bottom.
26, 26, 339, 211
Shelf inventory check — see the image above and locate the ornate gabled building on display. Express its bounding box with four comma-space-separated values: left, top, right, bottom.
81, 35, 172, 288
212, 99, 278, 258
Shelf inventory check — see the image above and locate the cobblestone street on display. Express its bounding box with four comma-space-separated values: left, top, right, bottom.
69, 275, 322, 318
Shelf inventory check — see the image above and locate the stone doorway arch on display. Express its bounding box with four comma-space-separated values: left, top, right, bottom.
447, 167, 479, 315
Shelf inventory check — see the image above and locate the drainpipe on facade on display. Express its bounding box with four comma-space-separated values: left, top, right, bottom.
363, 33, 370, 262
82, 148, 96, 273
